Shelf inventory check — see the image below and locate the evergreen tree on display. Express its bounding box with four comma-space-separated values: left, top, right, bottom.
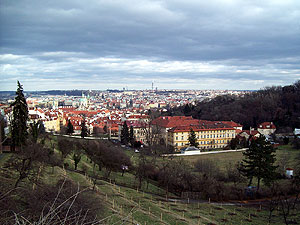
30, 121, 39, 143
73, 149, 82, 170
10, 81, 29, 149
0, 115, 6, 153
0, 115, 6, 143
80, 118, 88, 138
238, 135, 278, 190
183, 104, 192, 116
129, 125, 135, 146
188, 128, 198, 147
38, 120, 45, 135
103, 125, 107, 133
66, 119, 74, 135
121, 121, 129, 145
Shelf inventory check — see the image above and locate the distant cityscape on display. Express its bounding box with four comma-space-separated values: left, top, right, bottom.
0, 89, 249, 135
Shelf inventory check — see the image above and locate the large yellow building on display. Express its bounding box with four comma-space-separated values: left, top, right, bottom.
167, 123, 236, 150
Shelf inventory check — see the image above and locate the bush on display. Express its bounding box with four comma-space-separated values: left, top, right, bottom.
0, 179, 103, 224
292, 137, 300, 149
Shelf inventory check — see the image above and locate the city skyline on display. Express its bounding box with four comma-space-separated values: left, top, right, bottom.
1, 0, 300, 91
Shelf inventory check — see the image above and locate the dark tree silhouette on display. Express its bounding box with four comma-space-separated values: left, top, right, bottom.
57, 137, 73, 160
239, 136, 278, 190
10, 81, 29, 150
73, 151, 82, 170
121, 121, 129, 145
188, 128, 198, 147
129, 125, 135, 146
66, 119, 74, 135
80, 118, 88, 138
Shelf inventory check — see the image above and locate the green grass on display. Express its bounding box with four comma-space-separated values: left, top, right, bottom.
179, 144, 300, 172
275, 144, 300, 168
181, 151, 244, 171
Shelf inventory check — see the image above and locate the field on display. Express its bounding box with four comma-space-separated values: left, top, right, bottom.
179, 144, 299, 171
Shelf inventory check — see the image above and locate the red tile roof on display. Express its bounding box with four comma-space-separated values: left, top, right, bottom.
169, 121, 235, 133
152, 116, 198, 128
258, 122, 276, 129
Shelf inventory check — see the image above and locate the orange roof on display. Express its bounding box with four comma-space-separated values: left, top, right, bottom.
169, 123, 234, 133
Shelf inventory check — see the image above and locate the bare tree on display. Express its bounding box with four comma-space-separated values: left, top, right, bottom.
5, 141, 58, 188
57, 136, 73, 160
0, 178, 103, 224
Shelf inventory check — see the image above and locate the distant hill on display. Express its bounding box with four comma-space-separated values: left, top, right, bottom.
164, 80, 300, 131
0, 90, 90, 98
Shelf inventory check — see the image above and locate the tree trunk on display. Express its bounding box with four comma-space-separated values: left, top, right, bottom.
166, 185, 169, 199
257, 177, 261, 191
138, 176, 142, 189
14, 177, 22, 188
248, 176, 253, 187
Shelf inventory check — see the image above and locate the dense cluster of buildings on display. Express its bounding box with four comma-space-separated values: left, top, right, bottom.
0, 89, 248, 134
1, 89, 278, 151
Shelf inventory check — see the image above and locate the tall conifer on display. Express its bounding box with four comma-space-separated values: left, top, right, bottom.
238, 135, 278, 190
81, 118, 88, 138
11, 81, 28, 149
66, 119, 74, 135
129, 125, 135, 146
121, 121, 129, 145
188, 128, 198, 147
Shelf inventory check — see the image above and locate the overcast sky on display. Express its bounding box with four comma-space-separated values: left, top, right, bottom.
1, 0, 300, 91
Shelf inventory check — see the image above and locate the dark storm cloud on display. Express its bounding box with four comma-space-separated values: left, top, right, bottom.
1, 0, 300, 90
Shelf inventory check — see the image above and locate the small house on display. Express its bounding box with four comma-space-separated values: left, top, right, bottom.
286, 168, 293, 178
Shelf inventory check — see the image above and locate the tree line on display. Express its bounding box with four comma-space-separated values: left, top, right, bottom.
165, 80, 300, 131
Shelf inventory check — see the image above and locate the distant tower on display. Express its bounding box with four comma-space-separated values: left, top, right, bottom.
152, 82, 154, 91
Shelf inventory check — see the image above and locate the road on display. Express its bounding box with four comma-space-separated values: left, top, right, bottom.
163, 148, 248, 157
53, 133, 118, 140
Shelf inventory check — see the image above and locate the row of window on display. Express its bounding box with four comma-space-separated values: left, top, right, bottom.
176, 130, 233, 135
175, 134, 234, 140
175, 141, 228, 146
135, 130, 146, 135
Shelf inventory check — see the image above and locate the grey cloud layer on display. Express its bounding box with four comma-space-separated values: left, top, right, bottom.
0, 0, 300, 90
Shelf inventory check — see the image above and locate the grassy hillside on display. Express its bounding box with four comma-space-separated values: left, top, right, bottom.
0, 139, 299, 224
41, 163, 286, 224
